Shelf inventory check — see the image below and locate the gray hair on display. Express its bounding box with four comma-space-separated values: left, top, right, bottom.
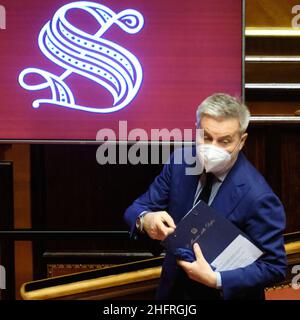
196, 93, 250, 133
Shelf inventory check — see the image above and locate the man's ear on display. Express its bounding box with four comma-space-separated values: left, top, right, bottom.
239, 132, 248, 150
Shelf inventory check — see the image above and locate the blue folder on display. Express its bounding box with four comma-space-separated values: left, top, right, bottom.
161, 200, 262, 264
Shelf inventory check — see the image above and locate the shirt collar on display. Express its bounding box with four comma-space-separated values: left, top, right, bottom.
200, 170, 228, 184
213, 154, 240, 182
215, 170, 228, 182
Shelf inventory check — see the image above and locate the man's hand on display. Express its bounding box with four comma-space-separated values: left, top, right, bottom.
143, 211, 176, 241
177, 243, 217, 288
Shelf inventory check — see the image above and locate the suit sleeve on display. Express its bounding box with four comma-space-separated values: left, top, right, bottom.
220, 192, 287, 299
124, 153, 173, 237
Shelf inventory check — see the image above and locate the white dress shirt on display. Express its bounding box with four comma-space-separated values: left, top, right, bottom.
193, 169, 230, 290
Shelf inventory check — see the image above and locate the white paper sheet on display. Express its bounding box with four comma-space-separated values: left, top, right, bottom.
211, 234, 263, 272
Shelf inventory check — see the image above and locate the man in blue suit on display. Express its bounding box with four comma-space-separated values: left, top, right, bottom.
124, 93, 287, 300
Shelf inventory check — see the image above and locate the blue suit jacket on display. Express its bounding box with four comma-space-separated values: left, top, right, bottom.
124, 148, 287, 300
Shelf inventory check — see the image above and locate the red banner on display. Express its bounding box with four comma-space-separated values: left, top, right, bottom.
0, 0, 242, 141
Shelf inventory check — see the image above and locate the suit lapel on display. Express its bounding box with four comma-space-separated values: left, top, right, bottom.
180, 173, 199, 217
173, 147, 201, 222
211, 153, 250, 218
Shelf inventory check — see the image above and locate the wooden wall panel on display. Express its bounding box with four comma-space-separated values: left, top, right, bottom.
0, 161, 14, 300
246, 0, 300, 28
246, 63, 300, 83
0, 144, 33, 300
243, 126, 267, 174
280, 127, 300, 233
247, 100, 300, 116
246, 37, 300, 56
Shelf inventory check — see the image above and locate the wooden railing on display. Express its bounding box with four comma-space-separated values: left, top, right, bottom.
20, 236, 300, 300
20, 256, 163, 300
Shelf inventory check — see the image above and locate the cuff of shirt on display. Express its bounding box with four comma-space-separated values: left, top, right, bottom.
215, 271, 222, 289
135, 211, 150, 233
139, 211, 149, 218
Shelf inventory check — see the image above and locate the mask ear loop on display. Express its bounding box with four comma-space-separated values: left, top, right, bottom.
229, 136, 244, 157
230, 141, 240, 155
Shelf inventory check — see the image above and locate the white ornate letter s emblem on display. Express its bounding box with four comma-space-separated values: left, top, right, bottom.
18, 1, 144, 113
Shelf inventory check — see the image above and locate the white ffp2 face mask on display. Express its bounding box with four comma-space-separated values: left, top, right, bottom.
197, 144, 232, 174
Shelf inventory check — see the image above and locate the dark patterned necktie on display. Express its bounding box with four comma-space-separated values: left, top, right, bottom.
195, 172, 215, 204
